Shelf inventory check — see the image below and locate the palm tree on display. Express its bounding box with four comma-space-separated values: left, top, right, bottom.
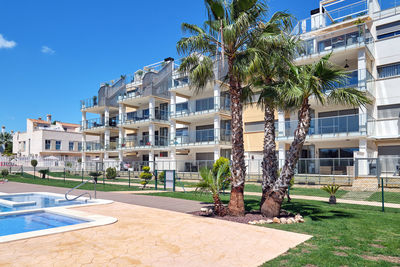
177, 0, 268, 216
261, 54, 372, 217
0, 132, 13, 155
246, 23, 299, 215
195, 161, 230, 216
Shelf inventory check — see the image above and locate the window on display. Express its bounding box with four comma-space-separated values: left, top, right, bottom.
195, 97, 214, 112
78, 142, 82, 151
45, 140, 51, 150
377, 104, 400, 119
176, 102, 188, 113
377, 21, 400, 40
159, 151, 168, 157
55, 141, 61, 150
378, 62, 400, 79
69, 142, 74, 151
245, 121, 264, 133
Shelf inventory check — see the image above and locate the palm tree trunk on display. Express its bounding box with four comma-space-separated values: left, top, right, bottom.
227, 63, 246, 216
213, 194, 226, 216
263, 98, 312, 217
260, 104, 278, 215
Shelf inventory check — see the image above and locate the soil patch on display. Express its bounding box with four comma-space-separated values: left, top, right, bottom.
333, 251, 348, 257
370, 244, 385, 249
361, 255, 400, 264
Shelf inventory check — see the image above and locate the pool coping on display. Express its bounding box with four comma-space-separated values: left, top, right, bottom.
0, 192, 117, 243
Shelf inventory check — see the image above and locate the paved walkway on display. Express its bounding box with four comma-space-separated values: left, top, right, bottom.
0, 182, 205, 213
0, 202, 311, 267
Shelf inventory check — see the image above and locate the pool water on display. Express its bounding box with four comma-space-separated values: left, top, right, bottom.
0, 193, 86, 213
0, 211, 88, 236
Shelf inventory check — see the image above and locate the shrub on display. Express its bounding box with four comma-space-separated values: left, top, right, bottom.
38, 169, 49, 179
65, 162, 72, 168
212, 157, 230, 190
1, 169, 9, 178
78, 158, 82, 163
158, 171, 165, 183
31, 159, 38, 167
139, 166, 153, 189
322, 185, 341, 204
106, 167, 117, 179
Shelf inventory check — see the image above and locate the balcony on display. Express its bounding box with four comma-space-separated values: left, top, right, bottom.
81, 117, 118, 132
171, 128, 231, 147
328, 69, 375, 96
370, 118, 400, 139
297, 24, 373, 59
171, 96, 231, 123
292, 0, 369, 35
278, 114, 369, 140
80, 96, 98, 110
119, 135, 169, 150
119, 109, 169, 128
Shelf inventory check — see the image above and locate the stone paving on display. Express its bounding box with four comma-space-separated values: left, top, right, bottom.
0, 202, 311, 267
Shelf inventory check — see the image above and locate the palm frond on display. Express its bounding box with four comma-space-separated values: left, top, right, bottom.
327, 87, 372, 107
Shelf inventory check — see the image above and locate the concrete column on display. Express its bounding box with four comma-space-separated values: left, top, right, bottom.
104, 130, 110, 159
278, 110, 285, 136
149, 123, 155, 145
149, 150, 154, 171
214, 114, 221, 142
358, 50, 366, 91
355, 138, 368, 176
104, 107, 110, 126
82, 133, 86, 170
170, 148, 177, 170
170, 120, 176, 145
278, 142, 286, 169
149, 97, 155, 120
214, 146, 221, 161
119, 103, 126, 124
214, 83, 221, 110
81, 111, 87, 130
170, 92, 176, 117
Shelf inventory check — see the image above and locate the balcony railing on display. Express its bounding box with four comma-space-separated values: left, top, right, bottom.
297, 24, 373, 58
119, 109, 169, 125
119, 135, 170, 149
278, 114, 369, 138
292, 0, 369, 35
81, 117, 118, 130
84, 142, 103, 151
170, 77, 189, 90
171, 96, 230, 118
172, 128, 231, 145
80, 97, 99, 110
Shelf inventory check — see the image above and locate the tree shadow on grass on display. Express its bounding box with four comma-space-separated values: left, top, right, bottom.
282, 201, 354, 221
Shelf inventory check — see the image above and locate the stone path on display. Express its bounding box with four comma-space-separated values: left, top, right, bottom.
0, 202, 312, 267
342, 191, 375, 200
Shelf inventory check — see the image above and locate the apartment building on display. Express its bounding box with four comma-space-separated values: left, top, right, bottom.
13, 115, 98, 161
80, 58, 231, 171
271, 0, 400, 176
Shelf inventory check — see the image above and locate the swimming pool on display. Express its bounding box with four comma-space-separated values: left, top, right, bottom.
0, 211, 89, 236
0, 192, 116, 242
0, 193, 85, 213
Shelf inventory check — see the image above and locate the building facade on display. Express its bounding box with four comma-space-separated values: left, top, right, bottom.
274, 0, 400, 176
13, 115, 98, 161
80, 59, 231, 171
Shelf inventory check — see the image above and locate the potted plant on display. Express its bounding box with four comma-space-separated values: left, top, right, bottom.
322, 185, 341, 204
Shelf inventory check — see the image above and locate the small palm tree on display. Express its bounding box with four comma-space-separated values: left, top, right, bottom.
0, 132, 12, 155
196, 161, 230, 216
322, 185, 341, 204
262, 54, 372, 217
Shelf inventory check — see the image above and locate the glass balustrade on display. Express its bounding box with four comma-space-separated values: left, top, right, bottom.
172, 96, 230, 117
172, 128, 231, 145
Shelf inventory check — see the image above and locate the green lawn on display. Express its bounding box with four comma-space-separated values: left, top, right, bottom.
146, 191, 400, 266
5, 174, 144, 192
368, 191, 400, 204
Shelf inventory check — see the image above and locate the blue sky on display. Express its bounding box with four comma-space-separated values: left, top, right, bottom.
0, 0, 318, 132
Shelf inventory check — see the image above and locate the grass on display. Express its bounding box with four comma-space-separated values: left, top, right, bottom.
146, 191, 400, 266
368, 191, 400, 204
4, 174, 144, 192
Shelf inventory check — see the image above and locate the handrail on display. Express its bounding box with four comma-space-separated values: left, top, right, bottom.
65, 178, 96, 202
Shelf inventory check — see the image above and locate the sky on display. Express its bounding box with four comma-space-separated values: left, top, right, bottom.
0, 0, 319, 133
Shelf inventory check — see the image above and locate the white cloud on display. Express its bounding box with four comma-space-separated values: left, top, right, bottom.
41, 46, 55, 55
0, 34, 16, 49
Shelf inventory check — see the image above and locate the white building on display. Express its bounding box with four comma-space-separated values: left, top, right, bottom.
277, 0, 400, 176
13, 115, 98, 161
80, 58, 231, 171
